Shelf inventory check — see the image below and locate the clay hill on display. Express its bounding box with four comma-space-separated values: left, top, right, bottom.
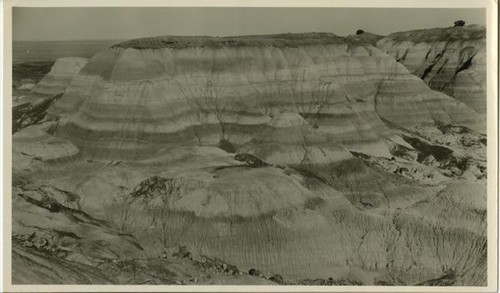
12, 31, 487, 286
13, 57, 88, 132
376, 25, 486, 122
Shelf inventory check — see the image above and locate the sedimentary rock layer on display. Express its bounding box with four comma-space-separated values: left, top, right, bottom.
31, 155, 485, 285
242, 112, 352, 165
12, 32, 488, 286
13, 58, 88, 132
28, 57, 88, 99
12, 126, 81, 174
376, 25, 486, 119
47, 33, 482, 160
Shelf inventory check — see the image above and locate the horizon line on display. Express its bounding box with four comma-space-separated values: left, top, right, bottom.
11, 23, 486, 42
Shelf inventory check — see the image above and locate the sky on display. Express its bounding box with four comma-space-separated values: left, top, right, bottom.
13, 7, 486, 41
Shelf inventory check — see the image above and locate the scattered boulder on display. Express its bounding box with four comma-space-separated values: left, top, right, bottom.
269, 274, 284, 284
13, 93, 63, 133
130, 176, 181, 202
248, 268, 263, 277
234, 153, 268, 167
298, 277, 363, 285
299, 278, 328, 285
417, 269, 456, 286
172, 245, 191, 258
421, 154, 439, 167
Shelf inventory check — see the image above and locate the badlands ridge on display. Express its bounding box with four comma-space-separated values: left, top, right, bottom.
12, 26, 487, 285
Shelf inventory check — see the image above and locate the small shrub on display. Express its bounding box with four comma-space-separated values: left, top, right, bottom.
356, 29, 365, 35
454, 20, 466, 27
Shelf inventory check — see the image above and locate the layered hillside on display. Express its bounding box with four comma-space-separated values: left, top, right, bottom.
12, 146, 486, 285
12, 32, 488, 286
376, 25, 486, 121
12, 61, 53, 96
27, 57, 88, 98
241, 112, 352, 165
13, 58, 88, 132
12, 126, 81, 175
11, 175, 276, 285
49, 33, 482, 160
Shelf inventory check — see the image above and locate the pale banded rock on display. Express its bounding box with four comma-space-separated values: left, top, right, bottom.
13, 126, 80, 174
45, 33, 482, 161
13, 58, 88, 132
29, 57, 89, 98
377, 25, 486, 122
242, 112, 352, 165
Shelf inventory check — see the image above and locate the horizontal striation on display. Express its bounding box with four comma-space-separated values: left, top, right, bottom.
21, 146, 486, 285
29, 57, 88, 98
241, 112, 352, 164
376, 25, 486, 120
12, 126, 82, 176
49, 36, 483, 159
13, 127, 80, 162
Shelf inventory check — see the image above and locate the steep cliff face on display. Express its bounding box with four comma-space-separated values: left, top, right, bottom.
376, 25, 486, 121
49, 34, 482, 160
